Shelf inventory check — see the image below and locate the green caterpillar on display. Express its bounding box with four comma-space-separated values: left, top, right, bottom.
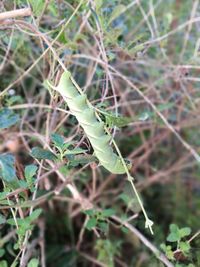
54, 71, 129, 174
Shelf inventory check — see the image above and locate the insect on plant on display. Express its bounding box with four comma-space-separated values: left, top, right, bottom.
53, 71, 130, 174
50, 70, 154, 234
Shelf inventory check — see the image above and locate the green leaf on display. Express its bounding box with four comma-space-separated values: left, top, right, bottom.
167, 224, 191, 242
0, 260, 8, 267
27, 258, 39, 267
0, 192, 7, 200
25, 164, 37, 188
127, 33, 148, 49
47, 1, 57, 16
0, 154, 16, 182
101, 209, 115, 217
7, 218, 21, 226
160, 244, 173, 253
0, 154, 19, 187
29, 0, 45, 16
160, 243, 167, 251
105, 28, 123, 46
86, 218, 97, 230
58, 165, 70, 176
6, 95, 23, 106
108, 5, 126, 25
0, 199, 14, 205
16, 223, 32, 236
167, 224, 180, 242
51, 133, 65, 149
18, 180, 28, 189
84, 209, 97, 216
118, 193, 130, 205
0, 109, 19, 129
0, 214, 6, 225
98, 221, 108, 233
170, 224, 179, 233
95, 0, 103, 10
162, 245, 174, 261
64, 148, 87, 155
0, 248, 5, 257
127, 43, 146, 56
98, 109, 132, 128
179, 241, 190, 253
7, 209, 42, 226
179, 227, 191, 238
107, 115, 132, 128
28, 209, 42, 222
121, 226, 129, 234
167, 232, 180, 242
25, 165, 38, 180
166, 251, 174, 261
68, 155, 95, 167
31, 147, 57, 160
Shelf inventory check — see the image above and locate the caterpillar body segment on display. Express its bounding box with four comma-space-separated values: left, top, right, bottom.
57, 71, 78, 98
67, 95, 87, 111
55, 71, 128, 174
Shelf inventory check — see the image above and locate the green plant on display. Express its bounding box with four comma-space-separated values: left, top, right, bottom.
1, 0, 200, 265
161, 224, 195, 266
7, 209, 42, 249
95, 239, 121, 267
84, 208, 115, 233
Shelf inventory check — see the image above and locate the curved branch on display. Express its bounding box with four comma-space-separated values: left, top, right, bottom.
111, 215, 174, 267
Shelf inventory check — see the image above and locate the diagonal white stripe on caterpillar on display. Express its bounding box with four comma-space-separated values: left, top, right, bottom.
54, 71, 130, 174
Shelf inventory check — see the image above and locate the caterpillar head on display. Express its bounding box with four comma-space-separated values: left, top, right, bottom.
56, 71, 78, 98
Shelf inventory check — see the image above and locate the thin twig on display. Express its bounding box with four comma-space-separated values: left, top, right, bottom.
111, 215, 174, 267
0, 8, 31, 21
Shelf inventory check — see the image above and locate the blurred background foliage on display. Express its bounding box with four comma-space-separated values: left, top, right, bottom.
0, 0, 200, 266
